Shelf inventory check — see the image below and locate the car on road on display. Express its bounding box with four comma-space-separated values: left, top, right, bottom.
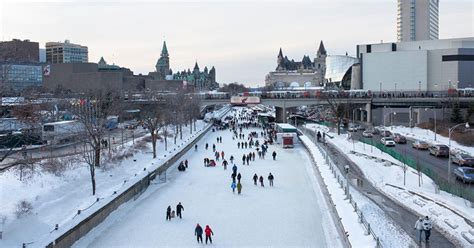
380, 130, 393, 137
381, 137, 396, 146
393, 133, 407, 144
362, 130, 373, 138
453, 167, 474, 183
348, 124, 360, 132
452, 153, 474, 167
429, 144, 449, 157
412, 140, 430, 150
367, 128, 379, 135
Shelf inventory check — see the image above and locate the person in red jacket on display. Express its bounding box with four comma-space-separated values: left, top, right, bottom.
204, 225, 214, 244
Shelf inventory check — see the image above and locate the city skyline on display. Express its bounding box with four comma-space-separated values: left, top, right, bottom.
1, 0, 472, 87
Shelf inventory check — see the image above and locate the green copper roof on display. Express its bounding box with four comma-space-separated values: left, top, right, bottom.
161, 41, 169, 57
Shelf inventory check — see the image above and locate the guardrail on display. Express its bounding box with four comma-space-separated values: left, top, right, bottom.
359, 138, 474, 203
300, 127, 382, 248
40, 107, 230, 248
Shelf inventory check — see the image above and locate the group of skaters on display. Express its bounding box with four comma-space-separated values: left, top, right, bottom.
166, 202, 184, 220
177, 160, 188, 172
252, 173, 274, 187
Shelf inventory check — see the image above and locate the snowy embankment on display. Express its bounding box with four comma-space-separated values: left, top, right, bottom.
0, 106, 229, 247
305, 124, 474, 247
72, 107, 338, 247
391, 126, 474, 155
299, 135, 376, 247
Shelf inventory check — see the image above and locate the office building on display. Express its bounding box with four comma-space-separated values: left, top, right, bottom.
46, 40, 88, 64
0, 39, 39, 63
356, 38, 474, 92
397, 0, 439, 42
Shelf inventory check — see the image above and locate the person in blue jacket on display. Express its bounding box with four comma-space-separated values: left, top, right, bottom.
231, 181, 237, 193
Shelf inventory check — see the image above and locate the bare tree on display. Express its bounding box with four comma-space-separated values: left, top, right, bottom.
140, 106, 167, 158
70, 90, 121, 195
322, 91, 350, 135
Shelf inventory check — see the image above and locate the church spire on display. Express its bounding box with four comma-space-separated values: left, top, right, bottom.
161, 41, 169, 57
278, 47, 283, 58
317, 40, 327, 56
193, 61, 200, 71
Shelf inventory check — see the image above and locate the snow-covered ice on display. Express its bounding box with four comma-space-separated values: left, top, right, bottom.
73, 112, 339, 247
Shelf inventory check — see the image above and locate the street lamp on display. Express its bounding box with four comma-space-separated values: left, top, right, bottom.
448, 122, 470, 183
425, 108, 437, 141
379, 82, 382, 95
418, 81, 421, 93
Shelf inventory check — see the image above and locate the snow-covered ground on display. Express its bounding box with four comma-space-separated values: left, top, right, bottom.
390, 126, 474, 155
72, 110, 341, 247
0, 107, 231, 247
305, 123, 474, 247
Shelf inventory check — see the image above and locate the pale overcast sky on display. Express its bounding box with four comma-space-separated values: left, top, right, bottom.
1, 0, 472, 87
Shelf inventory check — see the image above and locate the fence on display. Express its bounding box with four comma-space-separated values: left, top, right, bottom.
300, 127, 382, 248
42, 107, 230, 248
359, 138, 474, 203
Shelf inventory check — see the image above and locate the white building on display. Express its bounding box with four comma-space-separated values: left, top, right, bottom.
46, 40, 88, 64
356, 38, 474, 92
397, 0, 439, 42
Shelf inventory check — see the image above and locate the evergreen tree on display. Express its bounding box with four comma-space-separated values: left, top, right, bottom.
451, 104, 463, 123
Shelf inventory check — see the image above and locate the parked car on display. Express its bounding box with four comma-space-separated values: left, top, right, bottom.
380, 130, 393, 137
348, 124, 359, 132
393, 133, 407, 144
381, 137, 396, 146
429, 144, 450, 157
412, 140, 430, 150
452, 153, 474, 166
367, 128, 379, 135
454, 167, 474, 183
362, 130, 373, 138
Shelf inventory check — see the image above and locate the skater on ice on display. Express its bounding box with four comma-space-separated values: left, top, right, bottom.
205, 225, 214, 244
176, 202, 184, 219
195, 224, 203, 243
268, 173, 274, 187
253, 174, 258, 185
166, 206, 172, 221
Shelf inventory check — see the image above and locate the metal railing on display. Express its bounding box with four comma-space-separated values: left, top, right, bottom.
300, 127, 382, 248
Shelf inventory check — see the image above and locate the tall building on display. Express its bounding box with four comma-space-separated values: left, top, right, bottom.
46, 40, 88, 64
155, 41, 171, 80
0, 39, 39, 63
0, 39, 42, 91
397, 0, 439, 42
265, 41, 327, 88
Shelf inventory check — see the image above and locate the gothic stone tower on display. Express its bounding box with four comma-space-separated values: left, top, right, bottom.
314, 40, 327, 86
155, 41, 170, 80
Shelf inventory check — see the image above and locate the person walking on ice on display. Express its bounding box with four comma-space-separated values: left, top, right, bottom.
237, 182, 242, 194
205, 225, 214, 244
230, 155, 234, 164
268, 173, 274, 186
414, 217, 424, 242
195, 144, 198, 151
272, 151, 277, 160
166, 206, 172, 221
259, 176, 264, 187
205, 143, 208, 150
176, 202, 184, 219
237, 173, 242, 183
253, 173, 258, 185
222, 159, 228, 170
195, 224, 203, 244
231, 181, 237, 193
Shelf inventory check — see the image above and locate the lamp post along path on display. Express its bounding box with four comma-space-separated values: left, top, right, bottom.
448, 122, 470, 183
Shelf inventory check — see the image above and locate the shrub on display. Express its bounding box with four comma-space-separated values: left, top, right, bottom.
15, 200, 33, 219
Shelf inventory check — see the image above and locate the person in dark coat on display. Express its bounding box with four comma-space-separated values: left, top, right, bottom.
272, 151, 277, 160
253, 174, 258, 185
195, 224, 203, 243
317, 131, 321, 142
230, 155, 234, 164
237, 142, 240, 149
195, 144, 198, 151
268, 173, 274, 187
242, 155, 246, 164
166, 206, 172, 221
212, 144, 216, 152
205, 225, 214, 244
246, 155, 250, 165
231, 172, 236, 183
176, 202, 184, 219
205, 143, 208, 150
259, 176, 264, 187
232, 164, 237, 174
222, 159, 228, 170
237, 173, 242, 183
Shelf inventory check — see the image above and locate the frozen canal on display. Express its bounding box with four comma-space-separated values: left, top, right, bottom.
74, 115, 337, 247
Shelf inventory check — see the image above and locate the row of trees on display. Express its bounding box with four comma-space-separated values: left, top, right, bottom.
1, 89, 202, 195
